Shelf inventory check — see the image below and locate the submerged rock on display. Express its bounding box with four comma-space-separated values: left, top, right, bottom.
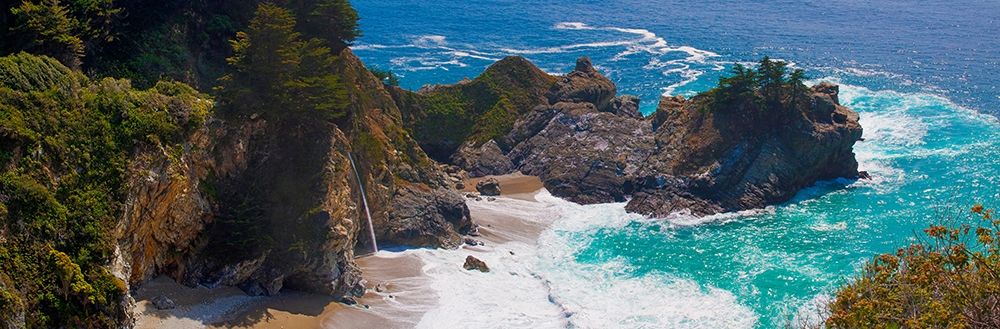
463, 256, 490, 273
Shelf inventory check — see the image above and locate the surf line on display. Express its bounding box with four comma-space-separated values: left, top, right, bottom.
348, 153, 379, 254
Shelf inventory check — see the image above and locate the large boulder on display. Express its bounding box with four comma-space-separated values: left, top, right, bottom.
475, 178, 502, 196
450, 140, 515, 177
381, 184, 473, 248
547, 57, 617, 111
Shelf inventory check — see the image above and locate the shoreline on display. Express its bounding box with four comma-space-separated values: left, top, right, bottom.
133, 173, 554, 328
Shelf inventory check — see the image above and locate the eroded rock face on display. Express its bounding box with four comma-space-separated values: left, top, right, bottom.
625, 84, 863, 217
507, 102, 654, 204
547, 57, 617, 111
382, 184, 473, 248
115, 49, 471, 302
450, 140, 514, 177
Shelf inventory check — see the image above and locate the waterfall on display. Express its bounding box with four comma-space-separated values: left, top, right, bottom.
348, 153, 379, 254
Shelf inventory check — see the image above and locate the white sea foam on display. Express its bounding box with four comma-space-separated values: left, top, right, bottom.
387, 191, 759, 329
534, 194, 759, 328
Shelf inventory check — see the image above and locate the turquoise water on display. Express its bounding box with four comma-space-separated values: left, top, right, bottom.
353, 1, 1000, 327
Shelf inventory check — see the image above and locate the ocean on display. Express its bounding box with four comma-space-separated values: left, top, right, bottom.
351, 1, 1000, 328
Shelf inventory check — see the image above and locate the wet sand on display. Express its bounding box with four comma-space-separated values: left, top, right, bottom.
133, 174, 548, 329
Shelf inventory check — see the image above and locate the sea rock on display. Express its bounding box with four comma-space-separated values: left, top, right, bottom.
547, 57, 617, 111
625, 83, 863, 217
608, 95, 643, 119
463, 256, 490, 272
476, 178, 502, 196
507, 101, 654, 204
150, 296, 176, 310
450, 140, 515, 177
382, 184, 473, 248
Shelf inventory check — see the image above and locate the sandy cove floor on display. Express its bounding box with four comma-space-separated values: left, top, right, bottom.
133, 173, 549, 329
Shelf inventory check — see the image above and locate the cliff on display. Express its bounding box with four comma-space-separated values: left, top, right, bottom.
118, 48, 471, 299
0, 50, 471, 328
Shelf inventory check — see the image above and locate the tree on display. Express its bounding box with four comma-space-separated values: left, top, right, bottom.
9, 0, 84, 68
287, 0, 360, 49
787, 69, 808, 104
756, 56, 788, 104
218, 2, 348, 119
6, 0, 119, 69
716, 63, 757, 105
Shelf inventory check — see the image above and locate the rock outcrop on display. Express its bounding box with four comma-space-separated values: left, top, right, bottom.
114, 49, 472, 303
625, 83, 862, 217
393, 56, 863, 216
450, 140, 515, 177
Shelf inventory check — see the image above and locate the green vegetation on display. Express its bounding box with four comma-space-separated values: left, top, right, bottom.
825, 205, 1000, 328
0, 52, 211, 327
217, 3, 354, 121
712, 56, 809, 111
396, 56, 556, 159
368, 67, 400, 86
4, 0, 119, 69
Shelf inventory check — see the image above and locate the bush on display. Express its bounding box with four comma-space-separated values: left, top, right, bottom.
0, 53, 211, 327
825, 205, 1000, 328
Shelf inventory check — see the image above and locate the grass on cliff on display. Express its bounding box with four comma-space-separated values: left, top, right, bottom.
0, 53, 211, 327
819, 205, 1000, 328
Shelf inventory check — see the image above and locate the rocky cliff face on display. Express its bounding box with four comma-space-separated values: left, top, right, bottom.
114, 49, 471, 303
625, 82, 863, 216
394, 56, 863, 216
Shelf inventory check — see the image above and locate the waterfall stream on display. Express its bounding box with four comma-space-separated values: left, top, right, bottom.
348, 153, 379, 254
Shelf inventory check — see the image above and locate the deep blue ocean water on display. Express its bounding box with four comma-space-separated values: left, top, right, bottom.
352, 1, 1000, 328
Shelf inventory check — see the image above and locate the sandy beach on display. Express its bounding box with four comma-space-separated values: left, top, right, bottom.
133, 173, 553, 329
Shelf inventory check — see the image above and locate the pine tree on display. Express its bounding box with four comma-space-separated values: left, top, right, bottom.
287, 0, 360, 49
787, 68, 808, 104
756, 56, 788, 105
218, 2, 348, 119
10, 0, 85, 68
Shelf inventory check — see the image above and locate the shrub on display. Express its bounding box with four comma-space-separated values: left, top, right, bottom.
825, 205, 1000, 328
0, 53, 210, 327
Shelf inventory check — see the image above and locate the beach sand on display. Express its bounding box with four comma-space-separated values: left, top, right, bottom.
133, 173, 550, 329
